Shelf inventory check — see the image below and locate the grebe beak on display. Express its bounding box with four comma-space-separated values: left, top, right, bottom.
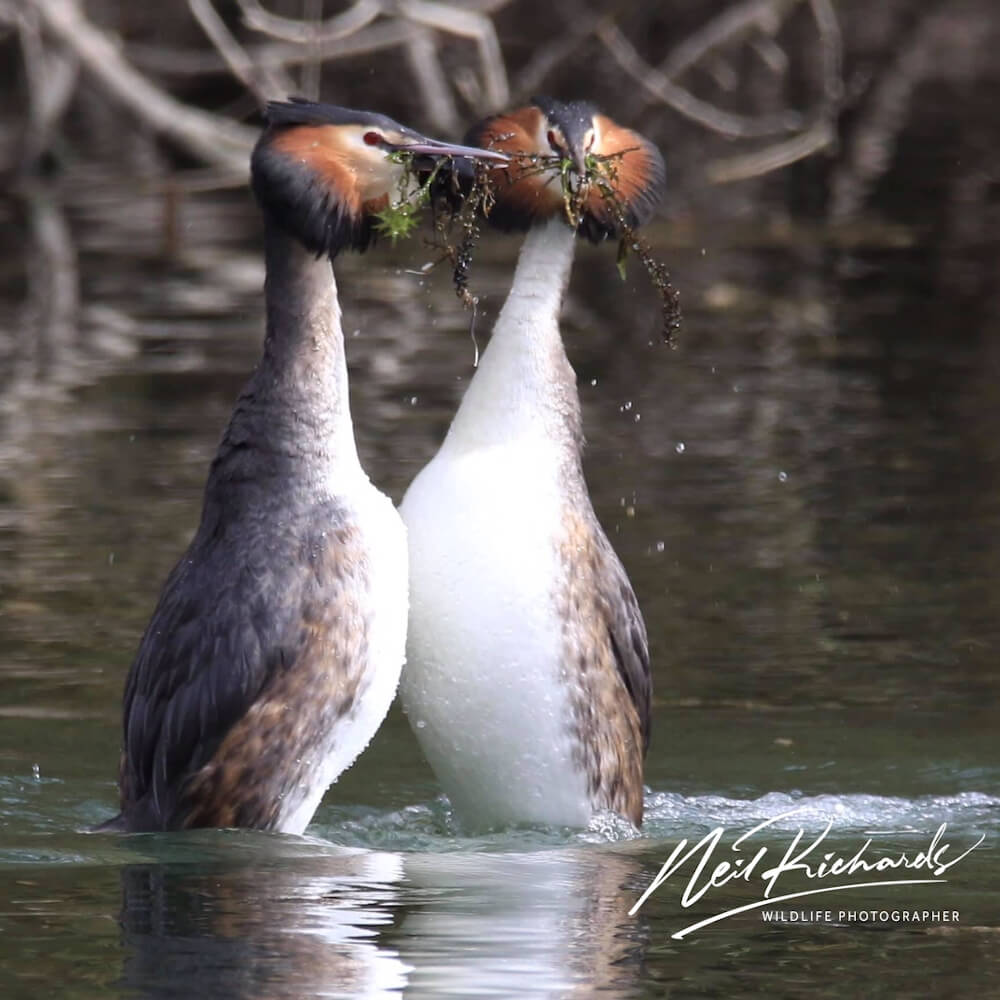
388, 136, 510, 165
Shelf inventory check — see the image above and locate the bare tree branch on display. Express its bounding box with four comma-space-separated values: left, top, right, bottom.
237, 0, 382, 45
597, 20, 803, 138
829, 10, 939, 222
20, 182, 80, 382
299, 0, 325, 99
16, 2, 79, 166
15, 0, 851, 209
659, 0, 798, 82
809, 0, 843, 111
234, 0, 509, 120
29, 0, 254, 172
128, 21, 415, 78
405, 25, 460, 132
188, 0, 293, 104
398, 0, 509, 109
512, 8, 603, 101
707, 118, 834, 183
749, 34, 788, 75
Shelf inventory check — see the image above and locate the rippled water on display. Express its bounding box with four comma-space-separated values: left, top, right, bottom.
1, 182, 999, 996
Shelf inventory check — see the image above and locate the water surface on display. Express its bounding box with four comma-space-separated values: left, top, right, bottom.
1, 180, 998, 996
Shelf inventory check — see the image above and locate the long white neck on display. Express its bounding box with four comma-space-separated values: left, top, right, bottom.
444, 218, 582, 454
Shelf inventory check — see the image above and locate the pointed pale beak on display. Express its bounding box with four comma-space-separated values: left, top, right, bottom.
389, 137, 509, 166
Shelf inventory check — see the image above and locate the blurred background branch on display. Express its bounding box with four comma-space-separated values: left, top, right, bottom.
1, 0, 999, 259
3, 0, 851, 184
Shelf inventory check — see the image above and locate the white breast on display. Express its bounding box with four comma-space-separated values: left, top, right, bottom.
400, 441, 591, 831
283, 481, 409, 836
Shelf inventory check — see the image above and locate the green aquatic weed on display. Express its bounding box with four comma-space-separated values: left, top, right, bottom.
373, 153, 446, 245
432, 136, 682, 345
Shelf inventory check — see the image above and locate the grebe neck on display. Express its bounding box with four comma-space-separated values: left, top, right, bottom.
445, 218, 581, 454
232, 222, 361, 471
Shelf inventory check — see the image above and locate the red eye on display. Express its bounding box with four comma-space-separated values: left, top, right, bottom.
363, 131, 382, 146
547, 129, 561, 153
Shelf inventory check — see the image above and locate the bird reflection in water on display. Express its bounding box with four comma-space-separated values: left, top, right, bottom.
114, 836, 648, 999
397, 847, 647, 997
116, 841, 409, 999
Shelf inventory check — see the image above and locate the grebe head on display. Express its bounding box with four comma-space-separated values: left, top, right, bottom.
466, 96, 665, 242
252, 98, 508, 257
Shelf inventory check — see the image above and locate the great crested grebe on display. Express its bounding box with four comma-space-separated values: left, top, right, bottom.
105, 100, 506, 834
399, 97, 664, 830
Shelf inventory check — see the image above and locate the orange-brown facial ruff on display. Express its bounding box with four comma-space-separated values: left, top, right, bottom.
466, 97, 666, 243
251, 98, 511, 258
252, 103, 404, 257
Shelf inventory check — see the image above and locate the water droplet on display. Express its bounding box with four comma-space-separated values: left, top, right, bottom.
590, 378, 598, 387
409, 396, 418, 406
620, 400, 633, 412
655, 540, 665, 552
778, 471, 788, 483
108, 552, 115, 566
415, 720, 427, 729
675, 442, 685, 454
32, 764, 40, 781
626, 505, 635, 518
634, 413, 641, 423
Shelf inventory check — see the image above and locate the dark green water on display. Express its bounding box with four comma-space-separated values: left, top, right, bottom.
1, 185, 998, 996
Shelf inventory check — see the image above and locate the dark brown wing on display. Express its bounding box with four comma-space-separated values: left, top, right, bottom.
119, 495, 370, 831
558, 506, 651, 825
598, 535, 652, 754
